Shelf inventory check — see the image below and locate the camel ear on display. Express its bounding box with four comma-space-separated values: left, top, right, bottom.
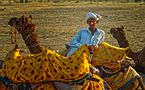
110, 28, 114, 34
29, 15, 33, 20
22, 15, 25, 19
21, 15, 25, 23
121, 26, 124, 29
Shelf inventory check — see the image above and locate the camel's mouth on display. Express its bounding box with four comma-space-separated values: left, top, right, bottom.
8, 17, 19, 26
8, 21, 13, 26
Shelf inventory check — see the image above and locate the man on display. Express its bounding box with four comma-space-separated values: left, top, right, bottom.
67, 12, 105, 58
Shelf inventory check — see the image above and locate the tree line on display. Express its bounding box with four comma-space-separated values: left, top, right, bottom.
1, 0, 145, 3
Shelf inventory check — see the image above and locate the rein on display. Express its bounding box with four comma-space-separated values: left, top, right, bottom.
10, 22, 42, 54
10, 23, 35, 44
10, 26, 17, 45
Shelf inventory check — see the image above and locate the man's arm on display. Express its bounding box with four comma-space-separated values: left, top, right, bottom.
69, 31, 82, 48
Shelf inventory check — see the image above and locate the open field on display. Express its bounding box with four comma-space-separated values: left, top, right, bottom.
0, 2, 145, 60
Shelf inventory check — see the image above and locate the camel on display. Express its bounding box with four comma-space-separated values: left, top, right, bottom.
110, 26, 145, 74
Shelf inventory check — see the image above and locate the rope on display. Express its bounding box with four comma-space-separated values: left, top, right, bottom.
10, 26, 18, 49
100, 66, 120, 78
10, 26, 17, 44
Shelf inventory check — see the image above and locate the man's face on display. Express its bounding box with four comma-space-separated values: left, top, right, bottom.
87, 18, 98, 29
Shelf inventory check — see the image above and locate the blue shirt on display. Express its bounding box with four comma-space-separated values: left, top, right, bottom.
67, 28, 105, 57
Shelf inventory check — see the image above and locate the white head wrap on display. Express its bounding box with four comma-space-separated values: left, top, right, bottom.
85, 12, 102, 22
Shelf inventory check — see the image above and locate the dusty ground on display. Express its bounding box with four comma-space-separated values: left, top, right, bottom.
0, 2, 145, 88
0, 2, 145, 60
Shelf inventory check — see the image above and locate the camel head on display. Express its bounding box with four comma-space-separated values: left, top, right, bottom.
8, 15, 35, 34
110, 26, 125, 39
8, 15, 42, 54
110, 26, 129, 48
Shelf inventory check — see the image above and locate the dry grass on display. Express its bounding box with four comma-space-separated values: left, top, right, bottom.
0, 2, 145, 60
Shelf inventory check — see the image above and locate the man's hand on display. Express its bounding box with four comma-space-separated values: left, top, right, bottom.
88, 45, 98, 54
89, 65, 100, 76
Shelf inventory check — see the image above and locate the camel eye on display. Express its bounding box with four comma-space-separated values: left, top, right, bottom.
15, 18, 23, 26
16, 18, 18, 21
15, 19, 20, 25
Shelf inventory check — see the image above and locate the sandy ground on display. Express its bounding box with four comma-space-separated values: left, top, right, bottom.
0, 2, 145, 60
0, 2, 145, 88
